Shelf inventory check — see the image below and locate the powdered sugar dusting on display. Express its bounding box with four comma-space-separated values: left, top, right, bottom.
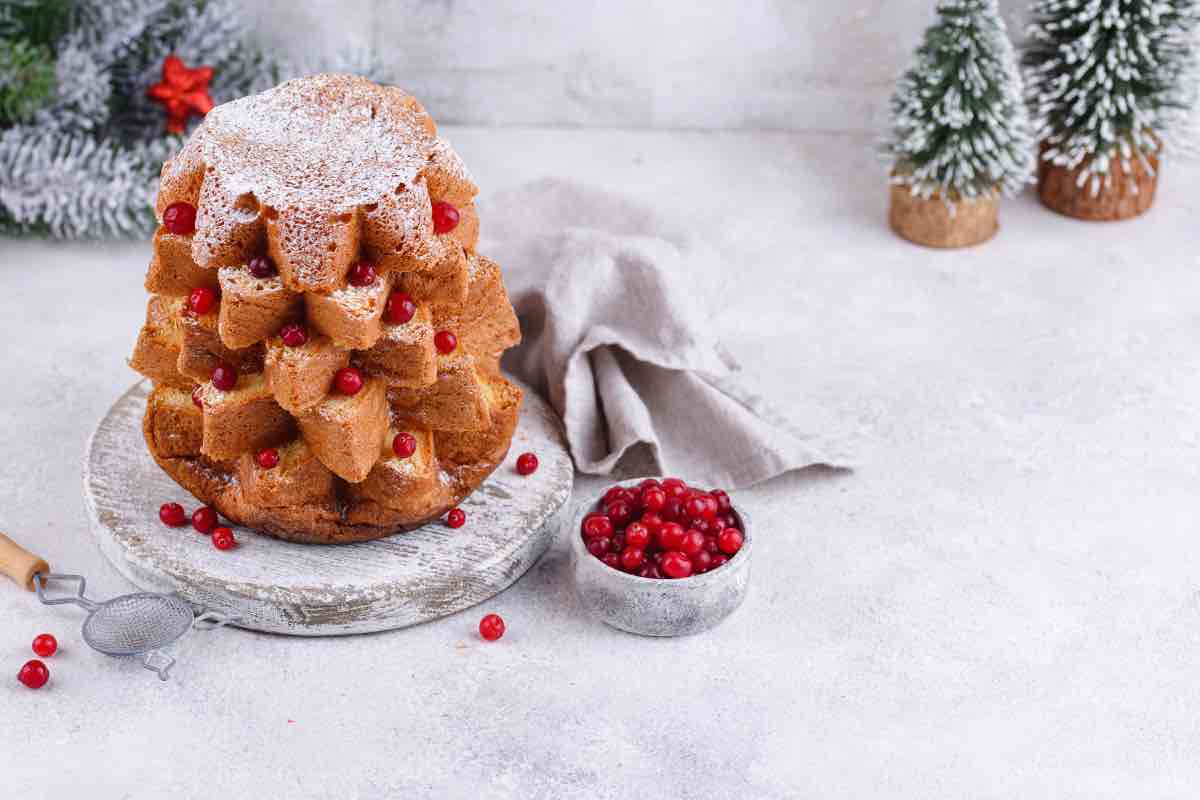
199, 74, 435, 214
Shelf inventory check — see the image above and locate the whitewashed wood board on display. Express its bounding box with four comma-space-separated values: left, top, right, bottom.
83, 381, 573, 636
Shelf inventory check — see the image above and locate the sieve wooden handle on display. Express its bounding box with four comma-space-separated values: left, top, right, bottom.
0, 532, 49, 592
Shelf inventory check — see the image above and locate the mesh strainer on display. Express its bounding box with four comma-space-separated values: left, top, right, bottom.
1, 533, 236, 680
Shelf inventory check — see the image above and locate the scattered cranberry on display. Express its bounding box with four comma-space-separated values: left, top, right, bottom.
17, 660, 49, 689
660, 551, 693, 579
717, 528, 744, 555
515, 452, 538, 476
392, 432, 417, 459
279, 323, 308, 348
188, 286, 216, 315
384, 291, 417, 324
256, 448, 279, 469
248, 255, 277, 279
431, 200, 460, 234
446, 508, 466, 528
212, 527, 237, 551
192, 506, 218, 534
624, 522, 650, 549
31, 634, 57, 658
163, 201, 196, 235
348, 260, 378, 287
159, 502, 187, 527
434, 330, 458, 354
479, 613, 505, 641
210, 363, 236, 391
620, 547, 645, 572
191, 386, 204, 409
680, 530, 705, 557
334, 367, 364, 395
581, 514, 614, 540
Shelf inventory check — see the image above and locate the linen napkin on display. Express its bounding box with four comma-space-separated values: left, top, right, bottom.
479, 178, 852, 489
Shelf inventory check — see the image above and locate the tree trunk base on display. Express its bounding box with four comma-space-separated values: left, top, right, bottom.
888, 185, 998, 249
1037, 149, 1158, 222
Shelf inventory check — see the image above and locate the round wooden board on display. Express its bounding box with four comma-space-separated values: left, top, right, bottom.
83, 381, 573, 636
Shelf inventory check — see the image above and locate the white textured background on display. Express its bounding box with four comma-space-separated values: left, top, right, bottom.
246, 0, 1028, 130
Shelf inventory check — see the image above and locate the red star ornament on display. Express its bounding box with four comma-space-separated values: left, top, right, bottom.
147, 55, 214, 134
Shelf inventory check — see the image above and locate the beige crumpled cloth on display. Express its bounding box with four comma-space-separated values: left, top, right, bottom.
479, 178, 852, 488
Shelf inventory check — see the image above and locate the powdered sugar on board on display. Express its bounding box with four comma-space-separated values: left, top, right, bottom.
84, 380, 572, 636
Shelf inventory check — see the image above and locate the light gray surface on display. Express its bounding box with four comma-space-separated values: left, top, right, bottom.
1, 127, 1199, 798
247, 0, 1029, 131
85, 381, 571, 635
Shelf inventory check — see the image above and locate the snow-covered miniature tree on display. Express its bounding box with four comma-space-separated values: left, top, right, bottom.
883, 0, 1033, 247
886, 0, 1034, 205
1024, 0, 1200, 219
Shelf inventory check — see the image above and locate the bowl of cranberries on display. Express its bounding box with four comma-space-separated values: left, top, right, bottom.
571, 477, 751, 637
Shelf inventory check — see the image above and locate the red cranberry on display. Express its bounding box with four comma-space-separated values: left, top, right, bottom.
479, 613, 505, 641
431, 200, 460, 234
711, 489, 732, 514
717, 528, 743, 555
721, 514, 739, 530
279, 323, 308, 348
662, 498, 683, 523
680, 530, 705, 557
703, 495, 720, 518
256, 447, 279, 469
348, 260, 378, 287
384, 291, 417, 324
640, 513, 663, 536
604, 499, 633, 527
31, 634, 57, 658
210, 363, 236, 391
17, 659, 49, 689
684, 496, 709, 522
188, 286, 216, 315
704, 535, 720, 554
692, 550, 714, 574
662, 478, 689, 500
620, 547, 645, 572
660, 551, 693, 579
638, 478, 662, 491
516, 452, 538, 475
641, 487, 666, 513
586, 537, 612, 558
248, 256, 277, 278
159, 502, 186, 527
624, 522, 651, 549
581, 514, 614, 540
602, 552, 621, 570
192, 506, 218, 534
610, 534, 626, 552
212, 527, 237, 551
392, 432, 417, 459
446, 508, 466, 528
335, 367, 364, 395
637, 563, 661, 579
434, 330, 458, 354
603, 486, 630, 506
658, 522, 686, 551
163, 201, 196, 235
710, 554, 729, 569
191, 386, 204, 408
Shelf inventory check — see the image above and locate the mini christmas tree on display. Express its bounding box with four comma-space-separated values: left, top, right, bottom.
1024, 0, 1200, 220
884, 0, 1033, 248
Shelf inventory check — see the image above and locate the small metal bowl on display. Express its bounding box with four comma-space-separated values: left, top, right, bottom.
569, 477, 752, 637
